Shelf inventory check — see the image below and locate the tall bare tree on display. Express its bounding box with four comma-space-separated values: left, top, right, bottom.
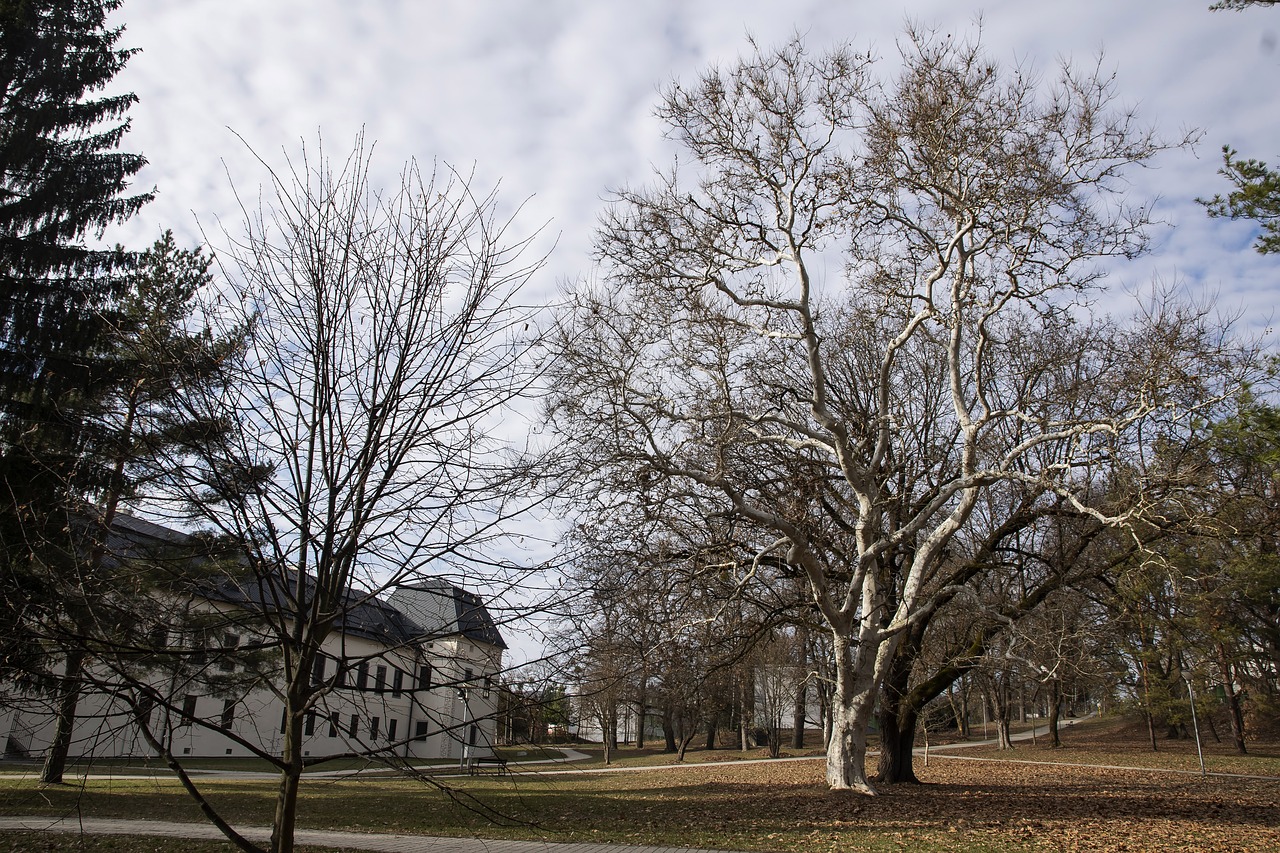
549, 31, 1244, 793
139, 134, 548, 853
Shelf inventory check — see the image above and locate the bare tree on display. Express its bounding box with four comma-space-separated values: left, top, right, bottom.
548, 31, 1243, 793
128, 134, 549, 853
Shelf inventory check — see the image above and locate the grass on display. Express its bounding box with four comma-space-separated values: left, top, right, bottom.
1, 715, 1277, 852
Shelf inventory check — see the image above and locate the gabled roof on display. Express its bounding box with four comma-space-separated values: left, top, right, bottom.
389, 581, 507, 650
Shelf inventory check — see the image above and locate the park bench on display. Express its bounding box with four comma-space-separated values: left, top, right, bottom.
466, 755, 509, 776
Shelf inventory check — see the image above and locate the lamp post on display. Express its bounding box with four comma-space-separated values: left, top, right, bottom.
1184, 675, 1206, 777
457, 685, 472, 772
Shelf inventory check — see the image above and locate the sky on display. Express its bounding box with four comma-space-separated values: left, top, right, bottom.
98, 0, 1280, 662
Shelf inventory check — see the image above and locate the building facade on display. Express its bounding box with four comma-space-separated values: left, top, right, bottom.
1, 518, 506, 766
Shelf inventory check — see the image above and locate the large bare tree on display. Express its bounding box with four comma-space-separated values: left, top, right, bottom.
549, 31, 1245, 793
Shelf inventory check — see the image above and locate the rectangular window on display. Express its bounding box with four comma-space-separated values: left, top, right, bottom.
464, 667, 473, 683
328, 712, 339, 738
182, 694, 198, 722
304, 712, 316, 736
348, 714, 359, 738
416, 663, 432, 691
356, 662, 369, 691
370, 717, 380, 740
387, 718, 398, 742
483, 675, 492, 698
335, 659, 347, 688
220, 699, 235, 729
311, 655, 326, 686
392, 668, 404, 698
414, 721, 428, 742
218, 634, 240, 672
374, 665, 387, 693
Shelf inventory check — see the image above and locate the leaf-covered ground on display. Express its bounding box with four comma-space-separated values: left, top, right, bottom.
2, 717, 1278, 852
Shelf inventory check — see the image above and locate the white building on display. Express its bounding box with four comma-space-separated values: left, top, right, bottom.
1, 517, 506, 766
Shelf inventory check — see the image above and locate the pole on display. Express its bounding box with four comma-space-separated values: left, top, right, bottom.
1184, 676, 1206, 777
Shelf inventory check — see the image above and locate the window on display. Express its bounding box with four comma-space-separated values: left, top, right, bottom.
348, 714, 359, 737
218, 634, 240, 672
370, 717, 380, 740
220, 699, 235, 729
414, 721, 428, 742
304, 712, 316, 736
137, 694, 154, 727
374, 665, 387, 693
416, 663, 432, 691
328, 712, 339, 738
387, 718, 398, 742
148, 625, 168, 650
356, 662, 369, 691
335, 660, 347, 688
483, 675, 492, 698
392, 668, 404, 698
181, 694, 198, 722
464, 667, 473, 683
311, 655, 326, 686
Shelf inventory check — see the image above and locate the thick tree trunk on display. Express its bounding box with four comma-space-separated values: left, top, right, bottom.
661, 708, 676, 753
994, 717, 1014, 750
1047, 682, 1062, 748
824, 636, 877, 794
874, 642, 920, 784
875, 704, 921, 784
39, 648, 86, 785
705, 717, 717, 750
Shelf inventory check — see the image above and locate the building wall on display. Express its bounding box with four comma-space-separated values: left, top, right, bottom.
2, 623, 503, 764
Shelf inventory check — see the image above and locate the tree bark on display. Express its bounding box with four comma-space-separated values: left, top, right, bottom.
824, 635, 877, 794
874, 703, 921, 784
874, 647, 921, 784
1216, 644, 1248, 755
1047, 681, 1062, 748
39, 648, 86, 785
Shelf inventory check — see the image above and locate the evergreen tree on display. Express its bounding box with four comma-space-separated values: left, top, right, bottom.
0, 0, 151, 677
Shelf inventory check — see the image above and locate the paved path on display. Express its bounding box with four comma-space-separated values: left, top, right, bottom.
0, 816, 732, 853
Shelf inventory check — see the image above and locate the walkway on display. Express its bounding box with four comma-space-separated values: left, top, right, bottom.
0, 816, 731, 853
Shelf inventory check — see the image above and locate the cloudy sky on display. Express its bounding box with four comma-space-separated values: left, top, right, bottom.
99, 1, 1278, 659
105, 0, 1278, 320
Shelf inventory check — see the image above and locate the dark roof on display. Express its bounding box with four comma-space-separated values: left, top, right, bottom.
108, 515, 506, 651
389, 582, 507, 650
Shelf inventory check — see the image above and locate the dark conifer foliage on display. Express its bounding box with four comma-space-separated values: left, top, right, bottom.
0, 0, 150, 677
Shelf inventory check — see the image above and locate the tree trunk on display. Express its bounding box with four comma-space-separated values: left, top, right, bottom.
994, 716, 1014, 750
874, 645, 921, 784
661, 708, 676, 753
1047, 681, 1062, 748
272, 691, 305, 853
791, 678, 807, 749
40, 648, 86, 785
874, 703, 921, 784
1216, 645, 1248, 755
824, 635, 877, 794
705, 717, 717, 750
